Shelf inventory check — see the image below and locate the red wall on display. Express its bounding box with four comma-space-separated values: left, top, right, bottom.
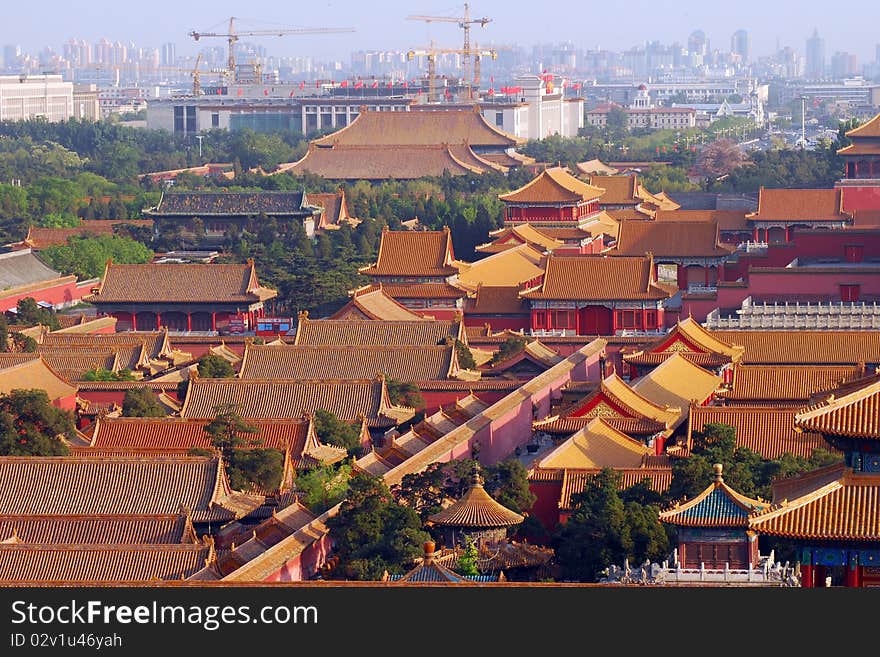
0, 278, 84, 311
528, 480, 563, 534
841, 185, 880, 212
463, 315, 530, 332
747, 268, 880, 297
417, 389, 511, 415
265, 531, 333, 582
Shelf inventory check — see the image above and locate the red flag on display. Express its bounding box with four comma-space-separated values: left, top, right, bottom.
263, 88, 268, 96
402, 80, 408, 88
340, 80, 348, 88
354, 80, 363, 88
315, 80, 320, 88
299, 81, 305, 90
237, 88, 243, 96
289, 90, 294, 97
487, 88, 495, 96
372, 81, 378, 88
387, 80, 392, 88
572, 82, 581, 90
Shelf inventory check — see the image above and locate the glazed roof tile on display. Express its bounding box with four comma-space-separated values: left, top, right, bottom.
718, 365, 863, 402
520, 255, 669, 301
428, 473, 524, 528
710, 331, 880, 365
294, 317, 459, 346
609, 220, 735, 258
359, 228, 459, 277
746, 187, 850, 222
631, 354, 722, 428
330, 286, 426, 321
0, 513, 195, 545
498, 167, 605, 204
558, 467, 673, 508
660, 466, 766, 527
0, 356, 78, 401
794, 378, 880, 439
537, 418, 658, 470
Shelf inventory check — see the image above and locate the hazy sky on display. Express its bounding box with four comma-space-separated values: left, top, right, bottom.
6, 0, 880, 64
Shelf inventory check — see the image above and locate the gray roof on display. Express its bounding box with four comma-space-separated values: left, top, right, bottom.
0, 249, 63, 292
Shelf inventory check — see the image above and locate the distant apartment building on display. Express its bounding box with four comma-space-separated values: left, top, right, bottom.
0, 74, 73, 122
775, 78, 880, 109
730, 30, 750, 63
72, 84, 100, 121
806, 29, 825, 78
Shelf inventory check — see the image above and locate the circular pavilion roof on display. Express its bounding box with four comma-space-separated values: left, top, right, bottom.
428, 472, 525, 529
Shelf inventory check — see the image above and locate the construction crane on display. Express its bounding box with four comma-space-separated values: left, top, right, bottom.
407, 44, 497, 103
191, 54, 202, 96
407, 3, 491, 100
188, 16, 355, 84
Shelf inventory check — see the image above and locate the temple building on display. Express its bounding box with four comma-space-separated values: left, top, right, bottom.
660, 464, 767, 569
86, 260, 277, 333
654, 209, 752, 246
283, 108, 531, 180
20, 220, 154, 250
329, 285, 427, 321
708, 331, 880, 370
606, 220, 735, 292
744, 188, 853, 243
498, 167, 605, 229
587, 173, 669, 218
306, 190, 360, 235
427, 467, 524, 549
356, 228, 466, 319
0, 355, 78, 411
621, 317, 744, 379
836, 112, 880, 212
292, 316, 464, 347
746, 378, 880, 587
715, 364, 865, 407
143, 191, 323, 244
519, 254, 671, 335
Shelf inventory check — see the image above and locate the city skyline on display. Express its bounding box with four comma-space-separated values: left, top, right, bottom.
5, 0, 879, 66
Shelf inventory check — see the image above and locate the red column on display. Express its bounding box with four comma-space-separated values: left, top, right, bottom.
186, 313, 192, 331
704, 266, 710, 285
753, 227, 759, 241
211, 312, 217, 331
785, 226, 791, 242
155, 312, 161, 330
846, 565, 860, 587
575, 308, 581, 335
801, 564, 814, 588
131, 312, 137, 331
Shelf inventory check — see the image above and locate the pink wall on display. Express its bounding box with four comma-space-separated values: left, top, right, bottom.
418, 389, 511, 415
265, 532, 333, 582
529, 480, 563, 535
747, 268, 880, 297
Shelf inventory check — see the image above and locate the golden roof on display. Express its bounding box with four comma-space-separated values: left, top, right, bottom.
520, 255, 669, 301
576, 159, 618, 175
622, 317, 744, 367
359, 228, 459, 278
294, 317, 460, 346
746, 187, 851, 223
655, 209, 748, 231
0, 356, 78, 401
538, 418, 656, 470
632, 354, 722, 428
609, 220, 735, 258
428, 469, 524, 528
710, 330, 880, 366
331, 285, 426, 321
476, 223, 565, 254
794, 378, 880, 439
457, 243, 546, 290
843, 112, 880, 139
498, 167, 605, 204
588, 174, 642, 205
718, 365, 863, 403
0, 512, 196, 545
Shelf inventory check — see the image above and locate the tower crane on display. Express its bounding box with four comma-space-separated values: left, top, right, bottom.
188, 16, 355, 84
407, 44, 497, 103
407, 3, 491, 100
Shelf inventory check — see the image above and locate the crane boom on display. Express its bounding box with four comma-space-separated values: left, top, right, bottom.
188, 17, 355, 84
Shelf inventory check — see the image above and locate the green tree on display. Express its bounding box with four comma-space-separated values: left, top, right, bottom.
484, 458, 536, 514
489, 335, 527, 365
385, 378, 425, 409
15, 297, 60, 330
0, 315, 7, 352
455, 535, 480, 576
197, 353, 235, 378
202, 403, 283, 491
294, 462, 353, 513
39, 234, 153, 279
122, 386, 166, 417
552, 468, 668, 582
325, 472, 431, 580
82, 368, 136, 381
0, 389, 73, 456
313, 408, 361, 455
454, 338, 476, 370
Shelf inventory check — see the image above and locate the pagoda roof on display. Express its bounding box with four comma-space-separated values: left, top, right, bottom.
285, 143, 503, 179
836, 142, 880, 156
623, 318, 744, 367
745, 187, 851, 223
567, 371, 680, 428
556, 467, 673, 509
86, 260, 277, 304
24, 220, 154, 249
39, 330, 177, 361
313, 107, 523, 148
651, 192, 682, 211
483, 339, 563, 372
749, 465, 880, 540
632, 354, 722, 428
0, 456, 261, 523
654, 209, 749, 231
0, 543, 211, 584
842, 112, 880, 139
717, 364, 864, 403
0, 356, 77, 402
498, 167, 605, 204
238, 343, 460, 382
308, 190, 361, 230
608, 220, 735, 258
147, 190, 314, 217
660, 464, 766, 527
537, 418, 658, 470
0, 512, 196, 545
794, 378, 880, 439
330, 285, 426, 321
359, 228, 460, 277
294, 316, 460, 347
687, 405, 834, 460
588, 174, 643, 206
457, 243, 546, 290
179, 377, 414, 427
476, 223, 565, 254
519, 255, 669, 301
379, 282, 466, 300
534, 415, 667, 438
0, 249, 68, 295
428, 469, 524, 528
709, 330, 880, 366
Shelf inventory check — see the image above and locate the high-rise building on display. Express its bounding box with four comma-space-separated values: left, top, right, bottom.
731, 29, 749, 63
805, 28, 825, 78
3, 45, 20, 69
161, 42, 176, 67
0, 74, 73, 121
876, 43, 880, 64
688, 30, 709, 57
831, 51, 858, 79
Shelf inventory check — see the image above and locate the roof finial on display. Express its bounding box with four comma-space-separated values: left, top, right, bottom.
472, 461, 484, 487
713, 463, 724, 484
423, 540, 436, 563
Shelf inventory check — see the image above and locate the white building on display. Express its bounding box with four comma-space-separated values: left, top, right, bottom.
481, 74, 583, 140
0, 74, 73, 122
